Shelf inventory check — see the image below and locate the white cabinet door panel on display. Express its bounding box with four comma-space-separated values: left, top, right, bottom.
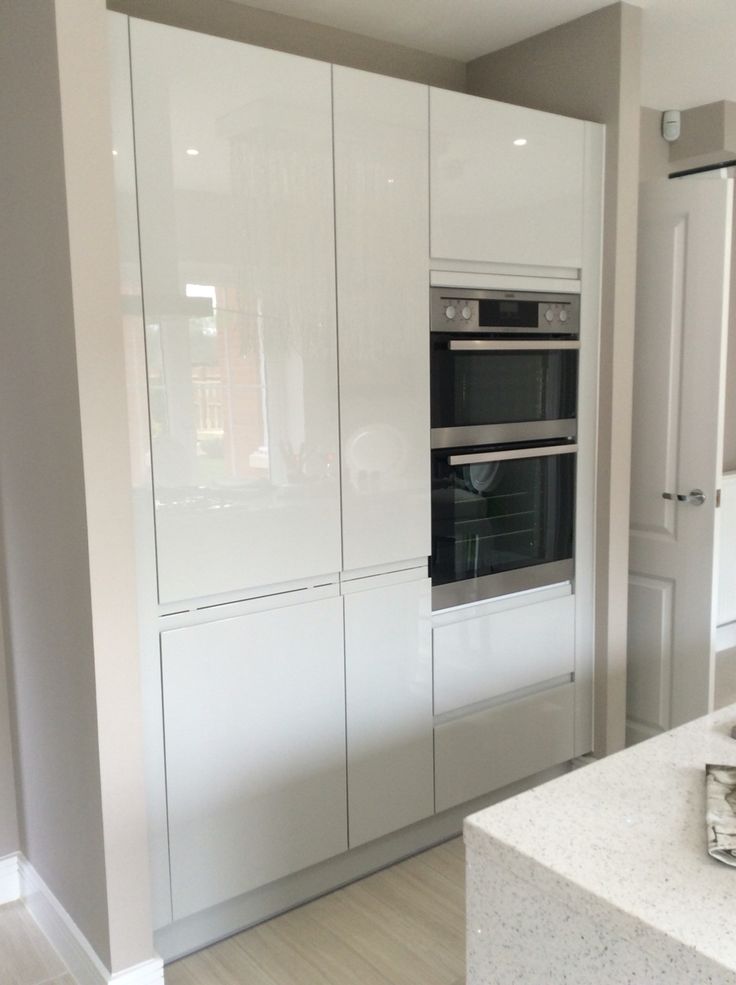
433, 594, 575, 715
161, 597, 347, 919
430, 88, 585, 268
344, 576, 433, 846
333, 67, 431, 571
434, 683, 574, 812
130, 21, 341, 603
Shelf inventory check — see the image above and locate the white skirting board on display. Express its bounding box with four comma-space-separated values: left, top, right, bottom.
0, 852, 20, 905
10, 855, 164, 985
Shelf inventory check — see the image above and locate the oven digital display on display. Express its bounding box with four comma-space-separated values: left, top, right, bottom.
479, 299, 538, 328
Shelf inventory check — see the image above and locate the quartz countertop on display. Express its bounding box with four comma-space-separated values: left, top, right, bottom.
465, 705, 736, 984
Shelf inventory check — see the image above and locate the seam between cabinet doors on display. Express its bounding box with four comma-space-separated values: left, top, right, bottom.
331, 65, 351, 848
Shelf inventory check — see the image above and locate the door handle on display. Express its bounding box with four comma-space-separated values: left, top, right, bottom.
448, 443, 577, 466
662, 488, 706, 506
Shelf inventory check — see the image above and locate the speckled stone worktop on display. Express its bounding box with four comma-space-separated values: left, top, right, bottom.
464, 705, 736, 984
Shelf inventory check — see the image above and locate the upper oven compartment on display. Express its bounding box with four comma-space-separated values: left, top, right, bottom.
430, 288, 580, 337
430, 287, 580, 450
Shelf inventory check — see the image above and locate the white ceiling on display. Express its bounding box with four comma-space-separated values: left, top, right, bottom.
234, 0, 644, 63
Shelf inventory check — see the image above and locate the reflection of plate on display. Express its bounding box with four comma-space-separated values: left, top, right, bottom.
347, 425, 406, 473
464, 462, 500, 493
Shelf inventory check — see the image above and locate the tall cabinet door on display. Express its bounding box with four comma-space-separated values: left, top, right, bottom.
344, 575, 433, 846
161, 596, 347, 920
430, 87, 585, 268
129, 21, 341, 604
333, 67, 431, 571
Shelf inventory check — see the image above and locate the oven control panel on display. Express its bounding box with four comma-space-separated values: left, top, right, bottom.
543, 302, 570, 325
431, 288, 580, 336
441, 300, 479, 331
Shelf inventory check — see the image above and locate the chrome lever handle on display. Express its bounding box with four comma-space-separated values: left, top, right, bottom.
662, 488, 706, 506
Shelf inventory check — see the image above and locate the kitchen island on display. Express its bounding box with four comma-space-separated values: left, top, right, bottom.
465, 705, 736, 984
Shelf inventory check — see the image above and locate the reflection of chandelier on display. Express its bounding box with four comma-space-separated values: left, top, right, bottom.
228, 127, 331, 359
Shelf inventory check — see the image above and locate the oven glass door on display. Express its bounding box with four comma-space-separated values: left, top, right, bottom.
431, 338, 578, 439
431, 446, 575, 606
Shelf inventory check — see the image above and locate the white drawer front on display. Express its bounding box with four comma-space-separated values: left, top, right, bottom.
434, 682, 574, 812
433, 594, 575, 715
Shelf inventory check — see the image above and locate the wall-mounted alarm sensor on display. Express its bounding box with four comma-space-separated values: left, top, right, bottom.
662, 110, 681, 142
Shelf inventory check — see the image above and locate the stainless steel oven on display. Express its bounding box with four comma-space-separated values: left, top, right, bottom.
431, 442, 575, 609
431, 288, 580, 449
429, 286, 579, 609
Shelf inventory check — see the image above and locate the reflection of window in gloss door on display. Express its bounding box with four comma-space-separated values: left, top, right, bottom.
257, 299, 270, 477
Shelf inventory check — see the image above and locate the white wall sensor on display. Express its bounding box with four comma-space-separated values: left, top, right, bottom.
662, 110, 681, 142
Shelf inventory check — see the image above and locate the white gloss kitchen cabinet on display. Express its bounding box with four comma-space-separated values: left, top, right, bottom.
430, 87, 587, 269
161, 596, 348, 920
344, 573, 433, 847
432, 588, 577, 812
111, 13, 434, 952
110, 10, 601, 959
128, 19, 342, 604
333, 66, 431, 571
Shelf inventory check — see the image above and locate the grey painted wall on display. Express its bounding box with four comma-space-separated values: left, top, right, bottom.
0, 0, 154, 973
640, 102, 736, 180
108, 0, 467, 91
467, 1, 643, 756
639, 107, 670, 181
53, 0, 153, 970
0, 0, 112, 961
0, 604, 18, 858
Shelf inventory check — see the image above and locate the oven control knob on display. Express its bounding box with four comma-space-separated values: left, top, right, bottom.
461, 305, 472, 320
545, 308, 555, 322
445, 305, 457, 320
559, 309, 568, 323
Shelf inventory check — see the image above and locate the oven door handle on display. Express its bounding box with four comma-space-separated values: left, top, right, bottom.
447, 340, 580, 351
447, 444, 578, 466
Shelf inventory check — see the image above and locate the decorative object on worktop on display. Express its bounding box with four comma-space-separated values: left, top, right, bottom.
706, 763, 736, 865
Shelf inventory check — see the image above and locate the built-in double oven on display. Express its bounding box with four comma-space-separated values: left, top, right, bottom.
430, 287, 580, 609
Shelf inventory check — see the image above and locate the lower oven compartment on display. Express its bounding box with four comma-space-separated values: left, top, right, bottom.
431, 442, 576, 609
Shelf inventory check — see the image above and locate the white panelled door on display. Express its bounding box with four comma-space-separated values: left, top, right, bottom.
628, 178, 733, 743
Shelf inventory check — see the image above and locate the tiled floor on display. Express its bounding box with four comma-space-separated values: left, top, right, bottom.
0, 901, 73, 985
166, 837, 465, 985
0, 838, 465, 985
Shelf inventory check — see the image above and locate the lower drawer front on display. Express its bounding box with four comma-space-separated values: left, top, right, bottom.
434, 683, 575, 812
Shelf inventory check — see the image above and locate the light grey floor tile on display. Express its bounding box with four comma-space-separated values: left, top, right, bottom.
168, 836, 466, 985
0, 901, 68, 985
